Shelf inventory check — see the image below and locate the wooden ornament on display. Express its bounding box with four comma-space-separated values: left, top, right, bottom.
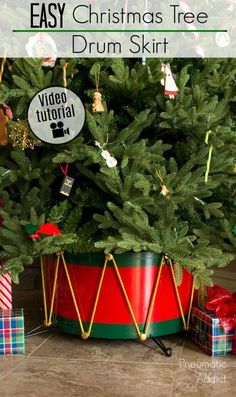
92, 69, 105, 113
0, 109, 8, 146
92, 90, 105, 113
156, 170, 170, 198
161, 185, 170, 197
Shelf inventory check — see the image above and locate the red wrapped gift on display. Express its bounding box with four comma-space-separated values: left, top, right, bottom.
205, 285, 236, 354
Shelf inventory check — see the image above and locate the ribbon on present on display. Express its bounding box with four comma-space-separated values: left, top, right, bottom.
206, 285, 236, 354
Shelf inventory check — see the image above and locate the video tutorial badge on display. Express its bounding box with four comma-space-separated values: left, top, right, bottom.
28, 87, 85, 144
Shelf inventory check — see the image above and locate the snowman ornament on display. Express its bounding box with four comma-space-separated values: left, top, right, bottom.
161, 63, 179, 99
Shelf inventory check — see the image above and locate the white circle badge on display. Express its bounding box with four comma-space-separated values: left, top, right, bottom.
28, 87, 85, 144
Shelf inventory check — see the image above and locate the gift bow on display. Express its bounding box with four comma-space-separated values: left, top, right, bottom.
206, 285, 236, 354
25, 223, 61, 240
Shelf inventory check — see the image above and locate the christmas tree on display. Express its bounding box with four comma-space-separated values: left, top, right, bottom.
0, 58, 235, 284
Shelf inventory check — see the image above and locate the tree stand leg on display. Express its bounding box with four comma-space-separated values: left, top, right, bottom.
152, 337, 172, 357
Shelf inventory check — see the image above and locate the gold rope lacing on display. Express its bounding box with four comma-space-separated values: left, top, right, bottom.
41, 252, 195, 341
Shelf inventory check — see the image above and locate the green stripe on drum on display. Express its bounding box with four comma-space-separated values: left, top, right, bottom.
64, 251, 163, 268
53, 316, 184, 339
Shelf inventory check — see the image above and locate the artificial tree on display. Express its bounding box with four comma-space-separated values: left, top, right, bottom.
0, 57, 235, 285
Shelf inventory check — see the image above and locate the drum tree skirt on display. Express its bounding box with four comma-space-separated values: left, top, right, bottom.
42, 251, 194, 340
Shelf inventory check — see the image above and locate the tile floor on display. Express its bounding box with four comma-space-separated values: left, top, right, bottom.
0, 289, 235, 397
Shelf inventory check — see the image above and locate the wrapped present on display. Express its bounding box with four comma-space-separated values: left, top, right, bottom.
0, 267, 12, 310
205, 285, 236, 340
191, 306, 235, 356
0, 211, 12, 310
0, 309, 25, 355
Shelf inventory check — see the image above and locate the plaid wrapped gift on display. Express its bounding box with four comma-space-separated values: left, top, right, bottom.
191, 307, 235, 356
0, 309, 25, 355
